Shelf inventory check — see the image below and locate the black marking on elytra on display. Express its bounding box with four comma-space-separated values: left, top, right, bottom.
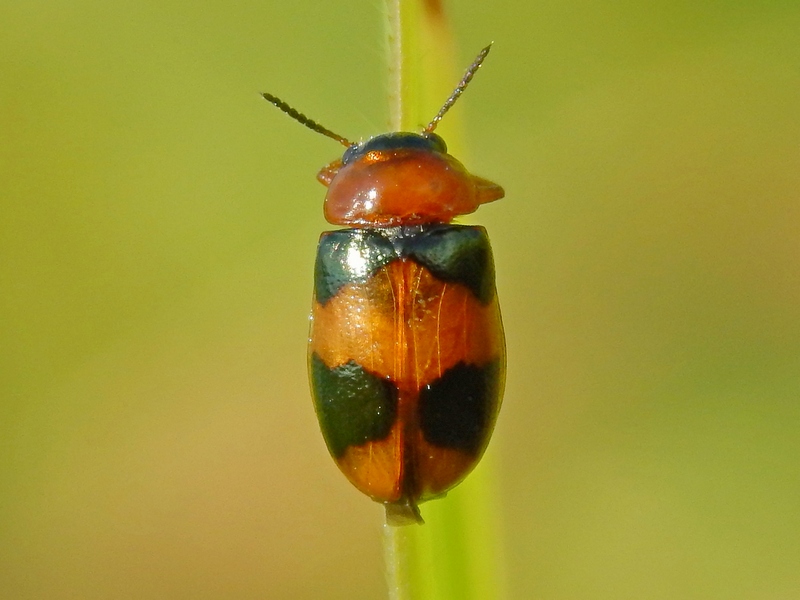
341, 132, 447, 165
310, 353, 398, 458
314, 225, 496, 305
406, 226, 495, 304
418, 360, 502, 454
314, 230, 397, 305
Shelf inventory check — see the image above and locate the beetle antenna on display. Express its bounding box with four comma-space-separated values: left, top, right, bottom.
262, 92, 353, 147
424, 43, 493, 133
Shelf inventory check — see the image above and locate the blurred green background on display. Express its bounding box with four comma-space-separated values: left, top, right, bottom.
2, 1, 799, 598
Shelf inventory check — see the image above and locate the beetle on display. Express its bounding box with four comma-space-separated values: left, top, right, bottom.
263, 45, 505, 525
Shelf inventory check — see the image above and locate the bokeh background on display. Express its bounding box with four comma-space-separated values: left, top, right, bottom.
2, 1, 799, 598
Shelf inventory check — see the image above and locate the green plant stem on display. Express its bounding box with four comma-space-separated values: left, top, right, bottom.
381, 2, 506, 599
386, 0, 458, 133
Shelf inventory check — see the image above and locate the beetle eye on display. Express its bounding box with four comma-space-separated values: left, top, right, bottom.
422, 132, 447, 154
341, 144, 359, 165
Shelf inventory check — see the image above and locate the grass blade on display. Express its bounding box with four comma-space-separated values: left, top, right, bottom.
382, 1, 506, 599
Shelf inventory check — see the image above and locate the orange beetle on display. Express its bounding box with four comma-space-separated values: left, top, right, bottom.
264, 45, 505, 525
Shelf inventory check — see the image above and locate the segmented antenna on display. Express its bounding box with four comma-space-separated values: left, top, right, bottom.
424, 43, 493, 133
261, 92, 352, 147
